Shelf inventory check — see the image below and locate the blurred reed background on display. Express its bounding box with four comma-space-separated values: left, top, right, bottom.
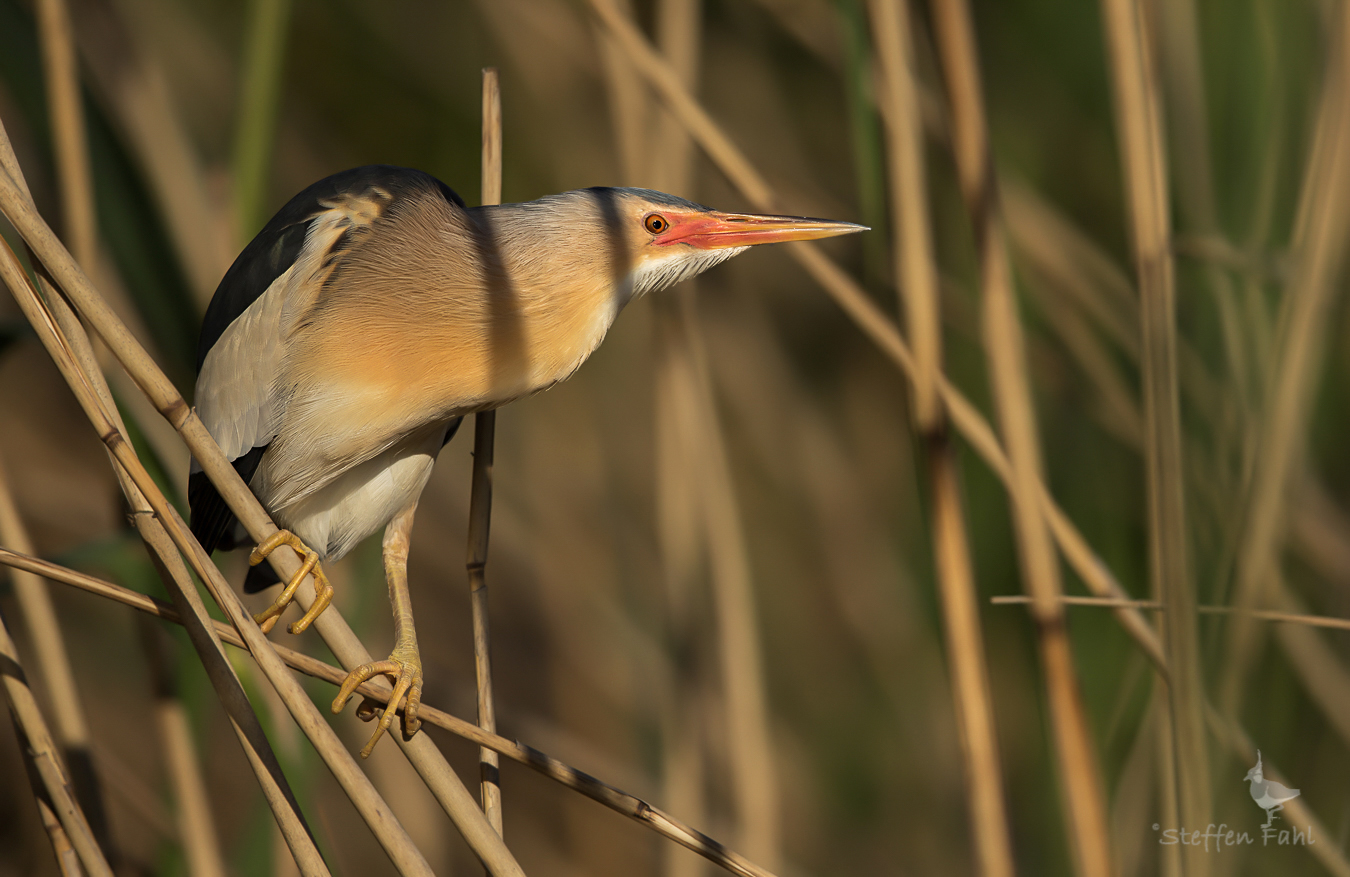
1, 0, 1349, 875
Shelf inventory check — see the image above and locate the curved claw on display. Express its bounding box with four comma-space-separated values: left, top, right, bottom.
248, 530, 334, 634
331, 655, 423, 758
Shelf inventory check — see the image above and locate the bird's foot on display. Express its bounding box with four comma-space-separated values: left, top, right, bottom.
331, 641, 423, 758
249, 530, 335, 635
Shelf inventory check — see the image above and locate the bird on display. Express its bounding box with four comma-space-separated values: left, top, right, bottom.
189, 165, 866, 757
1244, 750, 1300, 827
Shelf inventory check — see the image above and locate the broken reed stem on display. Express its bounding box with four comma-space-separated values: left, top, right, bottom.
20, 753, 84, 877
467, 65, 504, 840
929, 0, 1113, 873
1100, 0, 1211, 865
868, 2, 1013, 875
0, 546, 783, 877
0, 117, 525, 876
584, 0, 1166, 675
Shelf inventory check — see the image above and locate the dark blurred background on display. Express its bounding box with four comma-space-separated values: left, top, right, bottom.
1, 0, 1347, 875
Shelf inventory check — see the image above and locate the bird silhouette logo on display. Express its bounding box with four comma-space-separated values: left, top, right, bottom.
1244, 750, 1300, 827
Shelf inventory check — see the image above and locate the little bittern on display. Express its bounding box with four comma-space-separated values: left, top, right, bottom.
190, 165, 864, 756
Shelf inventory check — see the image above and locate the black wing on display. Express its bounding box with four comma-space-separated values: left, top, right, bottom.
189, 165, 467, 559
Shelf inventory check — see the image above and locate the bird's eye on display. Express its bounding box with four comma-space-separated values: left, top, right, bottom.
644, 214, 669, 234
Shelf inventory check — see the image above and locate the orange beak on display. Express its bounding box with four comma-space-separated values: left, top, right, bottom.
655, 210, 868, 250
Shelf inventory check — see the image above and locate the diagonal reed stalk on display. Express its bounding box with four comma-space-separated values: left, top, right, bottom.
0, 567, 112, 876
1219, 0, 1350, 718
1099, 1, 1212, 870
0, 139, 453, 877
598, 1, 785, 868
0, 545, 784, 877
0, 236, 337, 876
0, 435, 112, 861
928, 0, 1113, 872
585, 0, 1167, 674
469, 65, 505, 839
868, 1, 1013, 875
0, 118, 330, 876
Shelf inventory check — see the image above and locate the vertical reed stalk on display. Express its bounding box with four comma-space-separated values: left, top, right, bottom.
868, 2, 1013, 874
468, 65, 504, 840
36, 0, 96, 270
29, 11, 118, 849
139, 618, 228, 877
586, 0, 1165, 672
1, 117, 525, 874
232, 0, 293, 239
929, 0, 1113, 873
1220, 1, 1350, 718
646, 1, 716, 874
1099, 3, 1210, 872
1, 222, 429, 876
470, 71, 504, 835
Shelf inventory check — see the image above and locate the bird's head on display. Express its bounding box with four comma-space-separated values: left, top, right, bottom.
614, 188, 866, 296
1244, 751, 1263, 783
506, 188, 867, 301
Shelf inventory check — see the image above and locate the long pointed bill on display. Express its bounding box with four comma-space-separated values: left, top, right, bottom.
658, 211, 868, 250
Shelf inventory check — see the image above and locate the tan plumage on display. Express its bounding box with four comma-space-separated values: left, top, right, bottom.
190, 165, 865, 755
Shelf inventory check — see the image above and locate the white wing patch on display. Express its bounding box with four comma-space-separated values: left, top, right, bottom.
193, 191, 392, 469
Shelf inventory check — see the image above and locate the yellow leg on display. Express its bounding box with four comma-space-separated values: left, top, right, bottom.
331, 503, 423, 758
249, 530, 335, 635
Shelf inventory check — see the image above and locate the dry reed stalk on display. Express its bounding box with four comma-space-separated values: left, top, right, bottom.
0, 448, 110, 849
231, 0, 292, 239
70, 0, 232, 306
991, 594, 1350, 631
0, 119, 331, 874
584, 0, 1167, 673
0, 590, 111, 875
595, 0, 650, 183
1154, 0, 1251, 419
36, 0, 96, 270
37, 0, 163, 372
868, 2, 1013, 875
0, 124, 332, 873
139, 618, 228, 877
928, 1, 1113, 872
0, 545, 784, 877
1, 245, 335, 877
1220, 1, 1350, 717
0, 124, 526, 876
0, 213, 437, 877
642, 0, 782, 864
467, 66, 505, 839
638, 2, 720, 873
23, 765, 83, 877
1099, 0, 1210, 867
